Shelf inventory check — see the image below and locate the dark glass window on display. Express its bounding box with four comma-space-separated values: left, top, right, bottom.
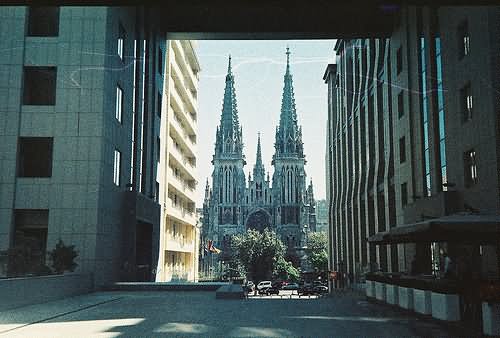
13, 209, 49, 267
464, 149, 478, 187
399, 136, 406, 163
27, 7, 59, 37
398, 91, 404, 118
396, 47, 402, 75
157, 137, 161, 163
461, 83, 473, 122
401, 183, 408, 207
23, 66, 57, 105
157, 92, 162, 117
18, 137, 53, 177
158, 48, 163, 74
458, 21, 470, 59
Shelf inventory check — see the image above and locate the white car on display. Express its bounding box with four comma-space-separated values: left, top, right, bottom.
256, 281, 272, 290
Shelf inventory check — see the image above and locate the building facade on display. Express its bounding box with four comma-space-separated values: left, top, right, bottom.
325, 6, 500, 284
202, 50, 317, 275
0, 6, 200, 286
156, 40, 200, 282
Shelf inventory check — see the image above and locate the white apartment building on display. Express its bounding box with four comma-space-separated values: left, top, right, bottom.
157, 40, 200, 282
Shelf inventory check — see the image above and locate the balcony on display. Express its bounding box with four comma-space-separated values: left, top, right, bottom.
167, 199, 196, 225
169, 137, 196, 177
171, 112, 197, 152
173, 40, 199, 94
169, 170, 196, 202
169, 77, 197, 132
166, 232, 195, 254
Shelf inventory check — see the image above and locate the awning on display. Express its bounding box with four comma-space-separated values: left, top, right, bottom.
368, 213, 500, 245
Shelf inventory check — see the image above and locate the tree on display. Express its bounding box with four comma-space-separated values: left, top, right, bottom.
274, 257, 300, 282
232, 228, 288, 282
49, 239, 78, 274
307, 232, 328, 273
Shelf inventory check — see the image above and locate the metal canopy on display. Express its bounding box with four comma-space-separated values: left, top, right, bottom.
368, 214, 500, 245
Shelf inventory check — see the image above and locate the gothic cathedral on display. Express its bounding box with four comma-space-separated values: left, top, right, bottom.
202, 49, 316, 272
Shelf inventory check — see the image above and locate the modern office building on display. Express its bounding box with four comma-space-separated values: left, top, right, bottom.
156, 40, 200, 282
0, 6, 200, 287
325, 6, 500, 284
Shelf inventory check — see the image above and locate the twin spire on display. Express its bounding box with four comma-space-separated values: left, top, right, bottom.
216, 47, 303, 163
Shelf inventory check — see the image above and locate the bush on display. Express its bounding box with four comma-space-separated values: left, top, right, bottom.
49, 239, 78, 274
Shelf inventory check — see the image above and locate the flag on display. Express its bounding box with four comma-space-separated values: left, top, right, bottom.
207, 240, 221, 254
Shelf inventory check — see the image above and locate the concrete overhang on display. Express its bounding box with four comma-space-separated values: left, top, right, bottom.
144, 2, 398, 39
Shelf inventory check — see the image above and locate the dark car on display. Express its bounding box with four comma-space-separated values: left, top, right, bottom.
282, 282, 299, 290
313, 285, 329, 294
298, 285, 316, 296
266, 286, 280, 295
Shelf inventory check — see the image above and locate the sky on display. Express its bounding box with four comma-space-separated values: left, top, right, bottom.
195, 40, 336, 206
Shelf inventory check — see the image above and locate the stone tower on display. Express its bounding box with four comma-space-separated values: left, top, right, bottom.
209, 55, 246, 252
272, 47, 308, 249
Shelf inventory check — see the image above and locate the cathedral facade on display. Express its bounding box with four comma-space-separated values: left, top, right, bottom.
201, 49, 316, 274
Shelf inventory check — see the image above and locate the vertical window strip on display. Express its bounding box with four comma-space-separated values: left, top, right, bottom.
420, 37, 431, 197
435, 37, 447, 191
115, 86, 123, 122
114, 149, 121, 186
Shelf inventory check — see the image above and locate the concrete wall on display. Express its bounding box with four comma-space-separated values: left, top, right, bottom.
0, 273, 93, 311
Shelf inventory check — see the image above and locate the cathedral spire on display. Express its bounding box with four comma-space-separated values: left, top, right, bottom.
274, 47, 304, 159
253, 132, 265, 178
215, 55, 243, 157
204, 178, 210, 200
285, 46, 291, 75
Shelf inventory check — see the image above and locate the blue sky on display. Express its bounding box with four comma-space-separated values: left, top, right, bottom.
195, 40, 336, 206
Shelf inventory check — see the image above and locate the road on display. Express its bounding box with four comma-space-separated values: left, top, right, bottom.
0, 290, 455, 337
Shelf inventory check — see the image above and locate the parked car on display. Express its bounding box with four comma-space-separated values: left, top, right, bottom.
313, 285, 329, 294
257, 280, 272, 290
282, 283, 299, 290
298, 285, 316, 296
266, 286, 280, 295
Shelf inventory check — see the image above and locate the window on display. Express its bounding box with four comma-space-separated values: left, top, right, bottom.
401, 183, 408, 207
396, 47, 402, 75
399, 136, 406, 163
117, 24, 125, 60
458, 21, 470, 58
157, 91, 162, 117
155, 181, 160, 202
13, 209, 49, 267
461, 83, 473, 122
27, 7, 59, 37
398, 91, 404, 118
158, 48, 163, 74
157, 137, 161, 162
23, 67, 57, 105
18, 137, 53, 177
113, 149, 121, 186
464, 149, 478, 187
116, 85, 123, 123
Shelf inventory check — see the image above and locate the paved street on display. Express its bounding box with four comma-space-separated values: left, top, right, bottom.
0, 290, 455, 337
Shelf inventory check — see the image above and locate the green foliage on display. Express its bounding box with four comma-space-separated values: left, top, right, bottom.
273, 257, 300, 282
49, 239, 78, 274
2, 236, 49, 277
307, 232, 329, 272
233, 228, 290, 282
